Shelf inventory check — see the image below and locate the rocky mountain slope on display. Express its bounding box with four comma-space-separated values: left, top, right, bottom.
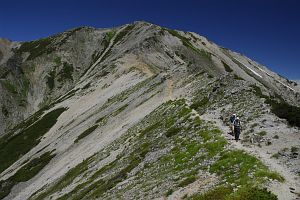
0, 21, 299, 200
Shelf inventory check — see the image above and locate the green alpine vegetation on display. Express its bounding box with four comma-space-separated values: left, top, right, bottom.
113, 24, 135, 45
46, 70, 56, 90
0, 79, 18, 94
188, 186, 278, 200
0, 107, 66, 174
75, 125, 99, 143
58, 62, 74, 82
1, 22, 298, 200
251, 85, 300, 128
222, 61, 233, 73
30, 100, 280, 199
0, 151, 56, 199
166, 29, 212, 62
17, 37, 55, 61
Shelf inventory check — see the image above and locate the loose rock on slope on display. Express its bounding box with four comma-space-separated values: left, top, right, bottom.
0, 21, 299, 200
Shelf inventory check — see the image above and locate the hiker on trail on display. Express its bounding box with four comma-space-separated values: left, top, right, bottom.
233, 117, 242, 141
229, 113, 236, 134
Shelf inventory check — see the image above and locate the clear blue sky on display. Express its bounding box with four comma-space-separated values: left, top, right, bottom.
0, 0, 299, 80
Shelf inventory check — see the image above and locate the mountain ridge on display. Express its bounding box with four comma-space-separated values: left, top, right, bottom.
0, 21, 299, 200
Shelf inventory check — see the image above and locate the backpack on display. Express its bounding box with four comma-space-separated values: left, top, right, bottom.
230, 116, 236, 123
233, 120, 241, 131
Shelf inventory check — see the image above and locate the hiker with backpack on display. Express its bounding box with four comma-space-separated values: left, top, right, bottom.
233, 117, 242, 141
229, 113, 236, 135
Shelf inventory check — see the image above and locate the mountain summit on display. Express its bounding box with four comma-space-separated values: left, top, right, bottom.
0, 21, 299, 200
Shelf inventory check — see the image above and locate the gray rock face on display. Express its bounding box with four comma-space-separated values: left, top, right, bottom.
0, 22, 299, 136
0, 38, 14, 65
0, 21, 299, 200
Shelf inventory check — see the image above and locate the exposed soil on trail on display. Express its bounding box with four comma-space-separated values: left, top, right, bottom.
201, 110, 300, 200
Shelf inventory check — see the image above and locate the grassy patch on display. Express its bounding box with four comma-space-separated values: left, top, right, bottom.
8, 106, 48, 133
107, 30, 116, 41
46, 70, 55, 90
0, 66, 10, 79
112, 104, 128, 117
0, 80, 18, 94
267, 100, 300, 128
113, 24, 135, 45
12, 152, 55, 182
58, 143, 150, 200
291, 146, 299, 153
74, 125, 99, 143
57, 62, 74, 82
228, 186, 278, 200
31, 156, 94, 200
17, 37, 55, 61
271, 153, 280, 159
32, 101, 184, 198
188, 185, 233, 200
190, 97, 209, 110
257, 131, 267, 136
165, 127, 181, 138
139, 121, 162, 138
166, 29, 211, 61
203, 136, 227, 157
0, 151, 55, 199
210, 150, 284, 185
250, 123, 258, 128
234, 74, 244, 80
166, 29, 195, 51
189, 185, 277, 200
82, 82, 91, 90
2, 106, 9, 117
82, 31, 115, 77
251, 85, 269, 99
178, 175, 196, 187
251, 85, 300, 128
0, 107, 66, 174
178, 106, 192, 117
166, 189, 173, 196
53, 88, 79, 105
255, 170, 284, 182
95, 116, 105, 124
222, 61, 233, 72
101, 76, 156, 110
54, 57, 62, 65
94, 24, 134, 64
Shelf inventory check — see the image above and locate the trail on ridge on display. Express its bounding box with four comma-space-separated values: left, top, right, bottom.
200, 110, 300, 200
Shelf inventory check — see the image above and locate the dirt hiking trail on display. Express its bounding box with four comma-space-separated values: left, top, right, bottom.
201, 110, 300, 200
